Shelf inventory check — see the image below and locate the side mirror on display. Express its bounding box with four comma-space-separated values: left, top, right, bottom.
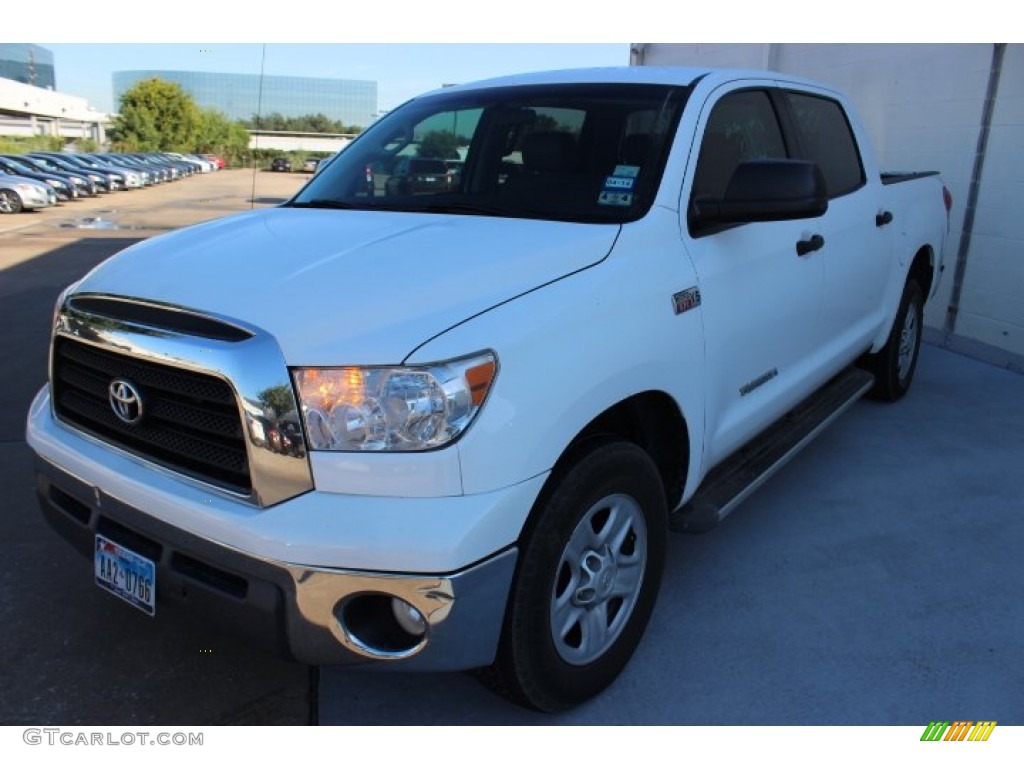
691, 159, 828, 227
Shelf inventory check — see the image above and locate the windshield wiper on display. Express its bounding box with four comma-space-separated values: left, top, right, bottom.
407, 201, 536, 219
413, 200, 618, 223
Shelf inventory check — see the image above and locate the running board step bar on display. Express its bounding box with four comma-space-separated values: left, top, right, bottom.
671, 366, 875, 533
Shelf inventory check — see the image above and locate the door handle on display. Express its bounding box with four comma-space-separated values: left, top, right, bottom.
875, 211, 894, 227
796, 234, 825, 256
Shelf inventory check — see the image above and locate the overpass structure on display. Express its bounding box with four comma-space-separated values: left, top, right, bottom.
248, 130, 356, 153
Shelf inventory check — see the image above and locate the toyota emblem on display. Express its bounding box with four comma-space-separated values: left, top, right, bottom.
108, 379, 143, 425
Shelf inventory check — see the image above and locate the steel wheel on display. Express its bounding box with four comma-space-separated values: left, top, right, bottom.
480, 440, 667, 712
0, 189, 23, 214
551, 493, 647, 665
863, 278, 924, 401
897, 301, 919, 384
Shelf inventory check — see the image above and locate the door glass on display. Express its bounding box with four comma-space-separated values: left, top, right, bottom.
786, 92, 865, 198
692, 90, 787, 200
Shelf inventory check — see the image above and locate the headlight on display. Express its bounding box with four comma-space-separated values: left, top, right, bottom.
15, 183, 36, 193
292, 352, 497, 452
46, 179, 65, 188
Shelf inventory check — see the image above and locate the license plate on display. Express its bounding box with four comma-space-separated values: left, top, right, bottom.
95, 535, 156, 616
423, 176, 436, 182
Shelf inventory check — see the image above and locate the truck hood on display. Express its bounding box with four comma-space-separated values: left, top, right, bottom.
74, 208, 619, 363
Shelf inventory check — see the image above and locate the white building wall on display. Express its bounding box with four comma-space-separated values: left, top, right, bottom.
957, 44, 1024, 356
249, 134, 352, 153
0, 77, 109, 122
636, 44, 1023, 359
0, 77, 111, 142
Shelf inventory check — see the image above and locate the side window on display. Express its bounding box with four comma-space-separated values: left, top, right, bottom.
692, 90, 787, 199
786, 92, 865, 198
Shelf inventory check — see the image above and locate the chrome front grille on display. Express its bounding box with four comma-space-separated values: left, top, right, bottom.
52, 336, 251, 493
51, 293, 315, 507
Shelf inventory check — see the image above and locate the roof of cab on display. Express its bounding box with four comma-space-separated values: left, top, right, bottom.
416, 66, 835, 99
422, 66, 714, 95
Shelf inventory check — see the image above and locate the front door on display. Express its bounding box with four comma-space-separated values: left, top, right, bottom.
682, 85, 828, 467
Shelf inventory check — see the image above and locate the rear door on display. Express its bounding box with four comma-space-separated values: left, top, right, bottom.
682, 84, 826, 466
780, 89, 891, 363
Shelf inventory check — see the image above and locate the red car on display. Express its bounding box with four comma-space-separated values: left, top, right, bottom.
204, 154, 226, 170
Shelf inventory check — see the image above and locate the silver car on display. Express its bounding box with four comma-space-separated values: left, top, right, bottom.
0, 173, 54, 213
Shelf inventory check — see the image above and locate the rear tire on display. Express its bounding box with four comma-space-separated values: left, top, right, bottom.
864, 278, 924, 401
480, 440, 667, 712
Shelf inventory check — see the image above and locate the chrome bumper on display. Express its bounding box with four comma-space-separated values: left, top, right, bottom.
35, 456, 517, 670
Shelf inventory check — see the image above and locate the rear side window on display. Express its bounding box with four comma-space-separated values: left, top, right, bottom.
786, 92, 865, 198
692, 90, 787, 200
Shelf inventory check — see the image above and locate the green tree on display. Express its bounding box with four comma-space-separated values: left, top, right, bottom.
243, 112, 361, 134
110, 78, 201, 152
417, 130, 460, 159
196, 109, 250, 167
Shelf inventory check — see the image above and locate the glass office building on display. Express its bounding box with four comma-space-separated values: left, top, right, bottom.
113, 70, 377, 127
0, 44, 56, 89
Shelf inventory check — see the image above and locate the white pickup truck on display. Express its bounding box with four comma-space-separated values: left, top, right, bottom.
27, 67, 951, 712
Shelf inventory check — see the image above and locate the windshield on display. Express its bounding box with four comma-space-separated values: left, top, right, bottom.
289, 82, 688, 224
2, 159, 35, 174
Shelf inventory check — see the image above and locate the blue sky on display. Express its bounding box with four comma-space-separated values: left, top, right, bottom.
42, 44, 630, 115
25, 0, 982, 117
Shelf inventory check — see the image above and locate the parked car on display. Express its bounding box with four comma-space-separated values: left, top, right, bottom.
169, 153, 214, 173
444, 159, 465, 188
91, 154, 154, 186
270, 158, 292, 172
6, 155, 95, 196
0, 173, 54, 212
29, 153, 112, 193
126, 154, 178, 181
314, 152, 338, 176
0, 156, 76, 200
28, 67, 951, 713
33, 152, 130, 191
302, 157, 321, 173
383, 157, 451, 196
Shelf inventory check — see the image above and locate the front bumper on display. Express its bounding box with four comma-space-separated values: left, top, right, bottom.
35, 455, 517, 669
20, 187, 51, 209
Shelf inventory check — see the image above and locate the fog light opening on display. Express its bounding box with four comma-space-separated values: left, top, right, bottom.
336, 593, 429, 658
391, 597, 427, 637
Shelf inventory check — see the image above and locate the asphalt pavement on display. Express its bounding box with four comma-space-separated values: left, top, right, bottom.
0, 171, 314, 725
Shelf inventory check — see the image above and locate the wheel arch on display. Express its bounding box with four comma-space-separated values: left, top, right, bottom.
909, 244, 935, 299
518, 390, 690, 545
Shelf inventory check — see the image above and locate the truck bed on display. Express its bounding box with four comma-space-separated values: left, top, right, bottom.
881, 171, 941, 185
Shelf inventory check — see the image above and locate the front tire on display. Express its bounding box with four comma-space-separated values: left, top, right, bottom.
864, 278, 924, 401
0, 189, 23, 214
482, 440, 667, 712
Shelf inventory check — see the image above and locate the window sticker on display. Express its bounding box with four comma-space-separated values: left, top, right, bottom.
598, 191, 634, 206
612, 165, 641, 178
604, 176, 635, 190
